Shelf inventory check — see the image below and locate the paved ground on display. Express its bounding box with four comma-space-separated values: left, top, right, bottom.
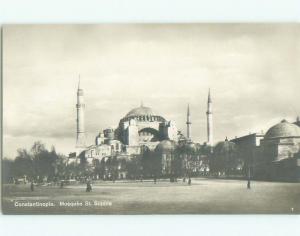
2, 178, 300, 214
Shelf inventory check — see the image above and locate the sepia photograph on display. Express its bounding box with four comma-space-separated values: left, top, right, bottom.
2, 24, 300, 214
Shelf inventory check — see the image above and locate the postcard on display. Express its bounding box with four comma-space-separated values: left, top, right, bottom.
2, 24, 300, 214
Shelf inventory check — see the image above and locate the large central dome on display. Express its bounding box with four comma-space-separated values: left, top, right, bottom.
125, 105, 155, 117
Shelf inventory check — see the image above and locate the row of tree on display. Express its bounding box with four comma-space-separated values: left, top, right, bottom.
3, 140, 247, 184
3, 141, 83, 183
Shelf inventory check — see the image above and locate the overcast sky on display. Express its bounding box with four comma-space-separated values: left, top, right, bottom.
3, 24, 300, 158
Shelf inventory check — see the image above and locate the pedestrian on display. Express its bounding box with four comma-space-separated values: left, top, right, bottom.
86, 181, 92, 192
247, 179, 251, 189
188, 178, 191, 185
247, 167, 251, 189
30, 181, 34, 192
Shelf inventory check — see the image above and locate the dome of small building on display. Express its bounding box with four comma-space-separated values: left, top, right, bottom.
214, 138, 237, 154
126, 105, 155, 118
184, 142, 197, 152
155, 140, 176, 153
265, 119, 300, 139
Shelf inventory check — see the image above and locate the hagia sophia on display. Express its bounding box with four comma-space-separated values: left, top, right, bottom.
69, 81, 300, 182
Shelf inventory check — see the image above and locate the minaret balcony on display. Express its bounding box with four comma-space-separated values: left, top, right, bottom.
76, 104, 85, 108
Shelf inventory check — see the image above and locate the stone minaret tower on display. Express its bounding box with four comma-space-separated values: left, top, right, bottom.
76, 77, 86, 148
206, 89, 213, 146
186, 104, 192, 141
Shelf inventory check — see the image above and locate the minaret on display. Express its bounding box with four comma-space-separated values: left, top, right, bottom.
206, 89, 213, 146
186, 104, 192, 141
76, 76, 86, 148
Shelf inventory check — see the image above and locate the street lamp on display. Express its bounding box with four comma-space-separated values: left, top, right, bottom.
247, 164, 251, 189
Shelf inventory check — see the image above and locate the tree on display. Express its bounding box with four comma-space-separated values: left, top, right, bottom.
171, 149, 183, 179
141, 147, 152, 178
127, 155, 142, 179
53, 154, 68, 180
31, 142, 58, 182
94, 159, 104, 179
9, 141, 68, 182
12, 148, 35, 180
111, 156, 119, 181
175, 144, 197, 178
2, 158, 14, 183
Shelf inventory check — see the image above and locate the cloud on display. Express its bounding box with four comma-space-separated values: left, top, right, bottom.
3, 24, 300, 158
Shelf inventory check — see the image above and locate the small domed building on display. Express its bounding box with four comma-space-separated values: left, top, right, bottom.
210, 138, 241, 176
176, 141, 210, 177
258, 119, 300, 181
155, 140, 176, 176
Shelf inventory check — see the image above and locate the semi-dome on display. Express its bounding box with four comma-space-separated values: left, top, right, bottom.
126, 105, 155, 117
265, 119, 300, 139
155, 140, 176, 152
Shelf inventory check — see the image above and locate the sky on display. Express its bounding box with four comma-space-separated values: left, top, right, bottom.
3, 24, 300, 159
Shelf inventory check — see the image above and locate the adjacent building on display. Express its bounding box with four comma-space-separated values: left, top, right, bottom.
231, 119, 300, 182
231, 132, 264, 174
258, 119, 300, 181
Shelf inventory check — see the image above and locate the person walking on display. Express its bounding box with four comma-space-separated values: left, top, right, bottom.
247, 166, 251, 189
30, 181, 34, 192
86, 180, 92, 192
188, 178, 191, 185
247, 179, 251, 189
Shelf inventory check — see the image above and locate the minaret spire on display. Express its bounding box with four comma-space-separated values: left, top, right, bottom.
208, 88, 211, 103
78, 74, 81, 90
76, 76, 86, 149
186, 103, 192, 141
206, 88, 213, 147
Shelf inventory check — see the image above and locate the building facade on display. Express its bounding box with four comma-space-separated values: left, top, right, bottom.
231, 119, 300, 182
117, 105, 178, 149
68, 85, 213, 180
231, 132, 264, 175
258, 119, 300, 181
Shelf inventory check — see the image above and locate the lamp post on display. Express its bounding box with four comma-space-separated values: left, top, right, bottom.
247, 164, 251, 189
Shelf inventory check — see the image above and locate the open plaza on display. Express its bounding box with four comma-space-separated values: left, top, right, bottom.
2, 178, 300, 214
